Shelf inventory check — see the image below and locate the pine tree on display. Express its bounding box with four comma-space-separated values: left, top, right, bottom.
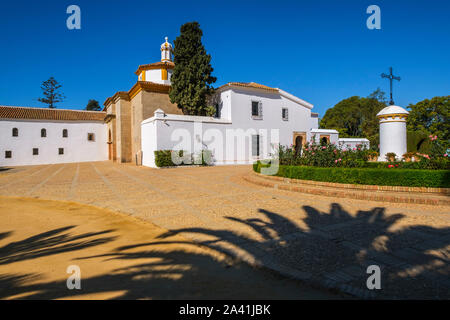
86, 99, 101, 111
37, 77, 65, 108
169, 22, 217, 116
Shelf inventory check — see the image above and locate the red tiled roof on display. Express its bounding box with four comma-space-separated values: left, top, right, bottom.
217, 82, 278, 92
0, 106, 106, 121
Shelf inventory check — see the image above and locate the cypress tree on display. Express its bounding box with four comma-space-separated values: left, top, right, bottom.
169, 22, 217, 116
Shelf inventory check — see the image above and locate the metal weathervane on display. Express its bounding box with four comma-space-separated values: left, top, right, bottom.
381, 67, 401, 105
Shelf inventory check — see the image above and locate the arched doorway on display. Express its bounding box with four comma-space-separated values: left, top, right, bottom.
320, 135, 330, 146
295, 135, 303, 155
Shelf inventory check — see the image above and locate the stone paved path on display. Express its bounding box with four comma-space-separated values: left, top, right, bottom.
0, 162, 449, 299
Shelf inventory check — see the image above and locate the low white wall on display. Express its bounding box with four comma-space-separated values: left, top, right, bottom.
310, 130, 339, 144
337, 138, 370, 150
0, 120, 108, 166
141, 113, 280, 168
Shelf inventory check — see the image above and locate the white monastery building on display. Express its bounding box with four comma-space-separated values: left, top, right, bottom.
0, 107, 107, 166
0, 37, 368, 168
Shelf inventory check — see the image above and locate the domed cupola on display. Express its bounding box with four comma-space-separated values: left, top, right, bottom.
161, 37, 173, 62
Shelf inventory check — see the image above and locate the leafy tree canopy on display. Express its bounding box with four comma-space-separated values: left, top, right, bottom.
320, 89, 387, 148
406, 96, 449, 145
37, 77, 65, 108
86, 99, 101, 111
169, 22, 217, 116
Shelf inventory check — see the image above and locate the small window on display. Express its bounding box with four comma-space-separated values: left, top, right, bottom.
215, 103, 221, 118
87, 133, 95, 141
252, 134, 260, 157
41, 128, 47, 138
62, 129, 68, 138
33, 148, 39, 156
58, 148, 64, 155
282, 108, 289, 121
5, 151, 12, 159
251, 101, 262, 118
12, 128, 18, 137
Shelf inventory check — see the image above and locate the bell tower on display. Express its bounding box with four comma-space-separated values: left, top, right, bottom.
161, 37, 173, 62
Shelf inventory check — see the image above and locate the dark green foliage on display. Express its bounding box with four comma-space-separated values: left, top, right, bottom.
254, 163, 450, 188
407, 130, 431, 153
169, 22, 217, 116
37, 77, 65, 108
407, 96, 449, 145
154, 150, 212, 167
86, 99, 101, 111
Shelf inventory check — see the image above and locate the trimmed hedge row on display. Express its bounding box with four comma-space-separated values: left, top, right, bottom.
253, 162, 450, 188
154, 150, 212, 167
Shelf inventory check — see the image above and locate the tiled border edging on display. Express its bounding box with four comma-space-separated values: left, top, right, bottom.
243, 172, 450, 206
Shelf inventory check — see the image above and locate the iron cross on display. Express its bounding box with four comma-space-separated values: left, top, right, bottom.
381, 67, 401, 105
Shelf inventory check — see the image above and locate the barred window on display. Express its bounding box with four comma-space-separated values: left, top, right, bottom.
282, 108, 289, 121
251, 101, 262, 119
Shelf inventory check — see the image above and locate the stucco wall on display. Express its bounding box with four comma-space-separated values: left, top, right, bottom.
141, 87, 316, 167
221, 87, 313, 147
379, 119, 407, 161
0, 120, 108, 166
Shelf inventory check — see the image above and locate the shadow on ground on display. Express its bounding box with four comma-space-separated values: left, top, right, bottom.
0, 204, 448, 299
155, 203, 450, 299
0, 223, 332, 299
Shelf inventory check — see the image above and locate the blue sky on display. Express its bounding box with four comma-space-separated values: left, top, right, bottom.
0, 0, 449, 116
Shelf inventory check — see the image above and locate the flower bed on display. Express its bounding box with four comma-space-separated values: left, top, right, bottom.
253, 162, 450, 188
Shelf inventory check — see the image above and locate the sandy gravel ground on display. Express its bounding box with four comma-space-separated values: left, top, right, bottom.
0, 196, 339, 300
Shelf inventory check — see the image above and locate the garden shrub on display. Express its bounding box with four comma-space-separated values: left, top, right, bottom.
254, 162, 450, 188
154, 150, 212, 167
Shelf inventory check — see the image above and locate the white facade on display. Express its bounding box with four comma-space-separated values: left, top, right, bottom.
141, 85, 322, 167
0, 119, 108, 166
337, 138, 370, 150
310, 129, 339, 144
142, 68, 173, 85
377, 105, 409, 161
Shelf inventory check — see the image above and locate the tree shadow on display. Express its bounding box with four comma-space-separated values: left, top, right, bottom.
155, 203, 449, 299
0, 225, 333, 300
1, 204, 448, 299
0, 226, 117, 265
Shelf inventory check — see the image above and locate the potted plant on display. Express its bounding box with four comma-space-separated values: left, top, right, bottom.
385, 152, 397, 162
367, 150, 378, 162
402, 152, 415, 162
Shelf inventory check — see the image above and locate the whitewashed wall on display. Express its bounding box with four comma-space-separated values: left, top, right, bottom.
220, 87, 314, 146
337, 138, 370, 150
141, 87, 316, 167
378, 119, 407, 161
0, 120, 108, 166
310, 129, 339, 144
144, 69, 172, 85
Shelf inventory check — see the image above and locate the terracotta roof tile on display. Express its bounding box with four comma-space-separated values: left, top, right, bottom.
0, 106, 106, 121
218, 82, 278, 92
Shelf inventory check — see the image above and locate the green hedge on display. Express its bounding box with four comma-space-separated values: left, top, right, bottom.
154, 150, 212, 167
253, 162, 450, 188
